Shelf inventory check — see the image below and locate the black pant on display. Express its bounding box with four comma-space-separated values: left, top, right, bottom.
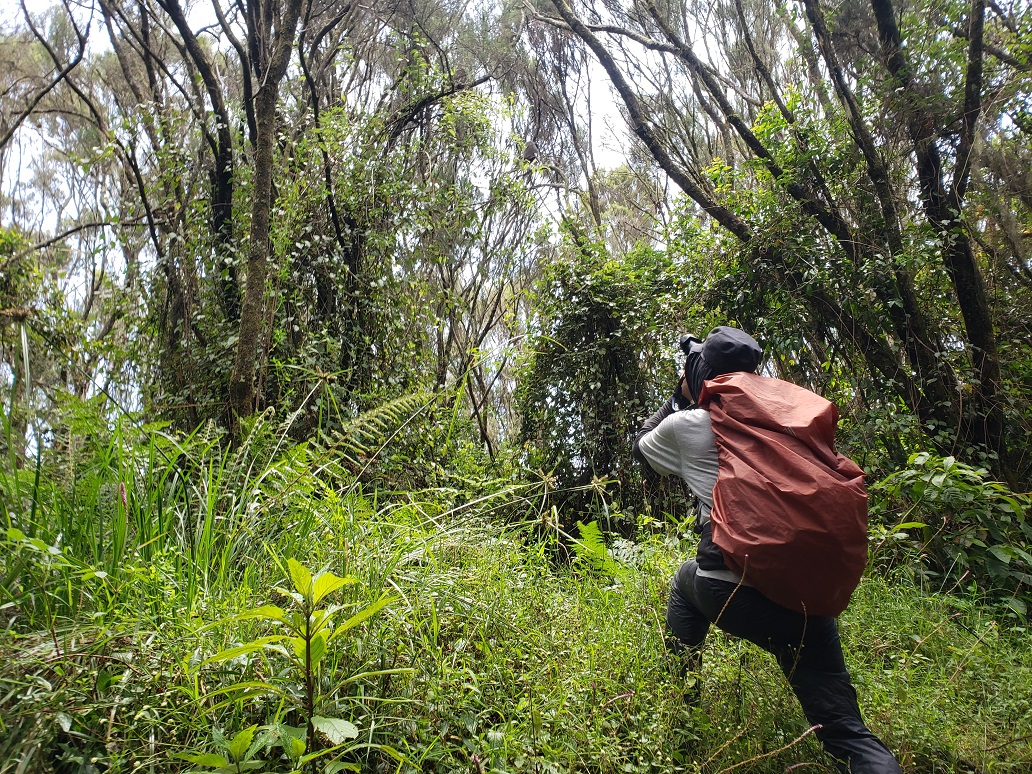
666, 560, 902, 774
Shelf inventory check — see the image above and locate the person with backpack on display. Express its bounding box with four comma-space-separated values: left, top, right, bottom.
633, 326, 902, 774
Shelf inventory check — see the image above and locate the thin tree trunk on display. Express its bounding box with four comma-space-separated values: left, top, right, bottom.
158, 0, 239, 319
230, 84, 279, 422
229, 0, 306, 425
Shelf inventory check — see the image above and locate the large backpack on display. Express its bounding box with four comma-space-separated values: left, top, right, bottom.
698, 372, 868, 616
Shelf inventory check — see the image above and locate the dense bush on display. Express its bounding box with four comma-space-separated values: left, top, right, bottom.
870, 452, 1032, 616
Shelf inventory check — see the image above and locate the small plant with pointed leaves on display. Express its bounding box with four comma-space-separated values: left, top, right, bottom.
181, 558, 403, 773
177, 725, 263, 774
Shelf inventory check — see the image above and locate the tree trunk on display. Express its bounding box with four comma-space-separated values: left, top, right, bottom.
158, 0, 239, 319
870, 0, 1009, 477
230, 84, 279, 423
228, 0, 306, 426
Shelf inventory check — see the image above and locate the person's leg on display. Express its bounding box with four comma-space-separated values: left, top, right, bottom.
788, 665, 901, 774
666, 560, 710, 650
665, 560, 709, 697
691, 577, 901, 773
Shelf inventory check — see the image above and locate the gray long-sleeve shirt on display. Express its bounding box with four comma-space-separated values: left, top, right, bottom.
634, 403, 729, 572
636, 407, 719, 523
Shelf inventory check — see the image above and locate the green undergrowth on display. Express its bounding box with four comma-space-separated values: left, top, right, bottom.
3, 501, 1031, 773
2, 411, 1031, 773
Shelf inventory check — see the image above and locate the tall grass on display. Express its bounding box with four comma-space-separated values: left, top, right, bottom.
2, 395, 1031, 773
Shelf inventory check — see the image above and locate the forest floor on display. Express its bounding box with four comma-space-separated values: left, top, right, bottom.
3, 495, 1031, 774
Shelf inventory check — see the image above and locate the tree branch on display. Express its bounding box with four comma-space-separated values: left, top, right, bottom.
645, 1, 859, 255
951, 0, 986, 205
1, 0, 88, 150
545, 0, 751, 240
15, 218, 146, 260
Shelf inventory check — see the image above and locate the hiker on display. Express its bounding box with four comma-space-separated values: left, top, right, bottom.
633, 326, 902, 774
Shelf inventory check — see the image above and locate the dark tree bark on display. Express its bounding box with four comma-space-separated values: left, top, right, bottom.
156, 0, 240, 320
229, 0, 307, 424
870, 0, 1007, 470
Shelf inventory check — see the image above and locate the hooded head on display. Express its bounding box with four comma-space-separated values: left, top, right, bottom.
680, 326, 762, 402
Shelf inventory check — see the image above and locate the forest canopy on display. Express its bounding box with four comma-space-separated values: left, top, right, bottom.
2, 0, 1030, 485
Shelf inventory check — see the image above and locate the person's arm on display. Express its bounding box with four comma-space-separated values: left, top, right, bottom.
632, 400, 677, 468
633, 376, 694, 474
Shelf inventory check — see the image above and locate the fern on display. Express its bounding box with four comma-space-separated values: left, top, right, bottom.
573, 520, 622, 577
318, 392, 436, 464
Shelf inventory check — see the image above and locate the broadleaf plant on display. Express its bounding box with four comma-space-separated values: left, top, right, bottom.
183, 559, 399, 772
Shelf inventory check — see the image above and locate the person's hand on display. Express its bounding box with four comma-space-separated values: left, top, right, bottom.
671, 373, 692, 410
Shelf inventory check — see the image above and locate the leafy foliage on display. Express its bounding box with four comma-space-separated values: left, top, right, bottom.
2, 401, 1032, 772
181, 558, 399, 772
871, 452, 1032, 615
3, 1, 1032, 771
517, 234, 696, 528
571, 519, 623, 577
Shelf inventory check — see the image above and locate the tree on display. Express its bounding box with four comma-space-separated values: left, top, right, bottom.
537, 0, 1032, 485
518, 220, 695, 525
225, 0, 306, 423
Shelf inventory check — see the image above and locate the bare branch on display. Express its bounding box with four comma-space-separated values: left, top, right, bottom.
0, 0, 89, 150
15, 217, 148, 261
545, 0, 752, 241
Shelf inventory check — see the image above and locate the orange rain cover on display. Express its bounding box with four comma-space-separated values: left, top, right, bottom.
699, 372, 869, 617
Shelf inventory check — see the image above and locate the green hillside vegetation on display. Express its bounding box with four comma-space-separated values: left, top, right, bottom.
2, 406, 1030, 773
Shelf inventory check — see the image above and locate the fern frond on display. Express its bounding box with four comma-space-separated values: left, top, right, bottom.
320, 392, 436, 462
573, 520, 623, 577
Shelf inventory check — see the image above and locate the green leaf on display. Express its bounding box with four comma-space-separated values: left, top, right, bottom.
299, 745, 349, 765
988, 545, 1013, 565
324, 763, 361, 773
202, 681, 284, 711
274, 588, 306, 607
1001, 495, 1028, 515
175, 752, 229, 767
226, 725, 257, 761
288, 559, 313, 598
312, 716, 359, 744
374, 745, 410, 764
894, 522, 927, 531
202, 636, 286, 666
1007, 597, 1028, 616
6, 527, 26, 542
232, 605, 287, 624
310, 607, 339, 636
310, 630, 328, 667
286, 736, 306, 758
330, 594, 395, 640
276, 724, 307, 740
312, 572, 356, 605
